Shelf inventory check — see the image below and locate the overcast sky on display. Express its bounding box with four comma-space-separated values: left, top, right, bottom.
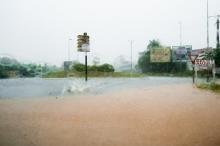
0, 0, 220, 66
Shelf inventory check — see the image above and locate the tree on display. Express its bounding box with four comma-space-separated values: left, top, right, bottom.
214, 49, 220, 67
147, 39, 162, 50
138, 39, 162, 72
72, 63, 85, 72
97, 64, 114, 72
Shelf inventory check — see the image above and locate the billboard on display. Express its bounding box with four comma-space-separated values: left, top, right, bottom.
150, 47, 171, 63
172, 45, 192, 62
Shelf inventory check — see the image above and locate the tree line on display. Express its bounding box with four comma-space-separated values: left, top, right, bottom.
0, 57, 60, 78
72, 63, 114, 72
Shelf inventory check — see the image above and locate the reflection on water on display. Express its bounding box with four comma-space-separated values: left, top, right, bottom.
0, 77, 191, 99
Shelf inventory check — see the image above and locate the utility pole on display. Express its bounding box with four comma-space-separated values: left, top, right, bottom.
207, 0, 219, 81
68, 38, 72, 62
179, 21, 182, 46
178, 22, 183, 72
207, 0, 210, 82
129, 40, 133, 76
207, 0, 209, 49
217, 15, 220, 49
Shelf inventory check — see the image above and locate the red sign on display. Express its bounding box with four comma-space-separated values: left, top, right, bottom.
195, 60, 214, 65
188, 53, 198, 64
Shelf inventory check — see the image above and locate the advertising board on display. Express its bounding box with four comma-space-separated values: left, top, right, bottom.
150, 47, 171, 63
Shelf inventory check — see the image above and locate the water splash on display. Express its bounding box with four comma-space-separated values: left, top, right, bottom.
62, 79, 91, 95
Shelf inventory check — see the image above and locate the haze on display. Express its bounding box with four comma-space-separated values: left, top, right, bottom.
0, 0, 220, 65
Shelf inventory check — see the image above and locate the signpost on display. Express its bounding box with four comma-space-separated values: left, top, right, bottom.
188, 51, 215, 84
188, 53, 198, 84
77, 32, 90, 82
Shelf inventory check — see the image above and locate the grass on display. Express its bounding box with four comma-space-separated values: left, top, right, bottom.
43, 71, 145, 78
143, 71, 193, 77
196, 82, 220, 93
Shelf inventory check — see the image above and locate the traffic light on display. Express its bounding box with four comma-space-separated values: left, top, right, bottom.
77, 32, 90, 52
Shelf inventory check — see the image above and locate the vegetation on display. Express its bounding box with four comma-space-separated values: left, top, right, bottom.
43, 71, 144, 78
214, 48, 220, 67
138, 39, 188, 74
142, 71, 192, 77
203, 47, 220, 67
44, 63, 144, 78
0, 57, 61, 78
72, 63, 114, 72
196, 82, 220, 92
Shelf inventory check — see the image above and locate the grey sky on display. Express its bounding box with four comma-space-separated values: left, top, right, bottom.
0, 0, 220, 66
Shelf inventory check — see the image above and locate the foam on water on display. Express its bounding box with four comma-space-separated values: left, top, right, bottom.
62, 79, 91, 95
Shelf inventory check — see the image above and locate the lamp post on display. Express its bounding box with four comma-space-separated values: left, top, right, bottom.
179, 21, 182, 46
129, 40, 134, 76
208, 14, 220, 81
206, 0, 220, 81
68, 38, 72, 62
207, 0, 209, 49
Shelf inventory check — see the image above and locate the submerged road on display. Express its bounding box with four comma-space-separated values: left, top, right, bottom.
0, 82, 220, 146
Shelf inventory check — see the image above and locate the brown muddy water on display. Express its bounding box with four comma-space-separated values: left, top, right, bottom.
0, 78, 220, 146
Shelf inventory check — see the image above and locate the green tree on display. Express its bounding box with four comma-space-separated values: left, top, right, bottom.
138, 39, 162, 72
147, 39, 162, 50
72, 63, 85, 72
214, 49, 220, 67
97, 64, 114, 72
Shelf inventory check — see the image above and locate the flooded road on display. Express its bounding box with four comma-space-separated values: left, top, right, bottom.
0, 77, 220, 146
0, 77, 191, 99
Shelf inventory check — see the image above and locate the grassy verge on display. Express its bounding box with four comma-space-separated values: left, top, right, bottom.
196, 82, 220, 93
143, 71, 193, 77
43, 71, 144, 78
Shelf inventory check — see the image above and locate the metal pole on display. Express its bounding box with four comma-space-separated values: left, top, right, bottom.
68, 39, 71, 62
206, 0, 211, 82
207, 0, 209, 49
217, 16, 220, 49
179, 22, 182, 46
85, 52, 88, 82
129, 40, 133, 76
193, 65, 195, 84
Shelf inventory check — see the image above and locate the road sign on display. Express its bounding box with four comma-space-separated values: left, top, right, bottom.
188, 53, 198, 64
77, 33, 90, 52
195, 60, 214, 65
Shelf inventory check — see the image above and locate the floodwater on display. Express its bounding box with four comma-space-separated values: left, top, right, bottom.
0, 77, 191, 99
0, 77, 220, 146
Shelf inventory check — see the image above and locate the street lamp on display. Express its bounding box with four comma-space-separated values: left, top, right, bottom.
129, 40, 134, 76
68, 38, 72, 62
179, 21, 182, 46
207, 0, 209, 49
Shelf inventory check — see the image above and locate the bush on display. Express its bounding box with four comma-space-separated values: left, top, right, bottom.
0, 71, 9, 78
72, 63, 85, 72
88, 65, 98, 72
72, 63, 115, 73
97, 64, 114, 72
